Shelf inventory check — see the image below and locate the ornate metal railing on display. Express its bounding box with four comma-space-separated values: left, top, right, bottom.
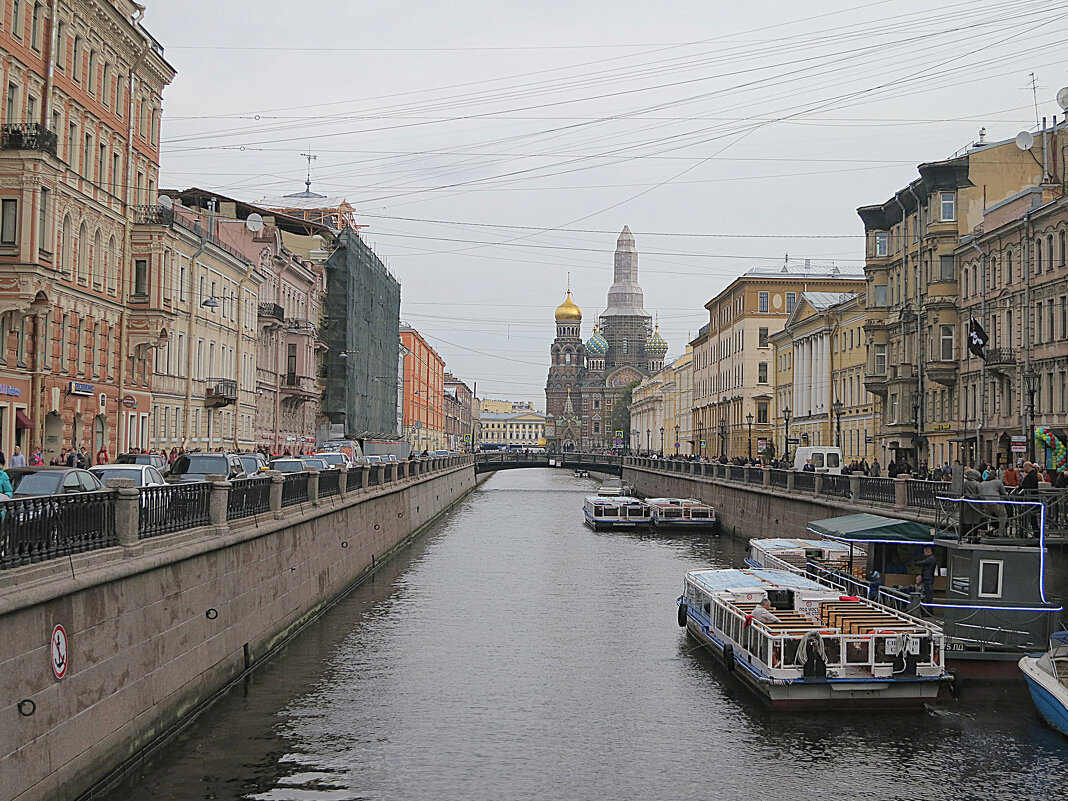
793, 471, 815, 492
820, 473, 852, 499
857, 477, 895, 505
318, 469, 341, 498
0, 491, 116, 568
906, 480, 942, 510
227, 476, 272, 520
281, 473, 309, 507
1, 122, 58, 154
140, 483, 210, 538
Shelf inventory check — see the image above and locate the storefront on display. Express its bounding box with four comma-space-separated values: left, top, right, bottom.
0, 377, 32, 463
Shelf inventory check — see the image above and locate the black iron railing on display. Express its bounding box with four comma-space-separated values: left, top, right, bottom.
793, 471, 815, 492
821, 473, 852, 499
205, 378, 238, 404
227, 476, 272, 520
140, 483, 210, 538
257, 302, 284, 322
746, 467, 764, 486
134, 204, 176, 225
318, 469, 341, 498
769, 469, 789, 489
1, 122, 58, 154
728, 465, 745, 482
906, 480, 942, 510
857, 476, 895, 505
0, 491, 117, 568
281, 473, 309, 506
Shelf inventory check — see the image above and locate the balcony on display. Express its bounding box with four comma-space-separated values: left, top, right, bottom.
926, 359, 958, 387
205, 378, 238, 407
284, 318, 317, 337
258, 302, 284, 322
281, 374, 320, 404
134, 205, 176, 226
985, 347, 1016, 375
1, 123, 58, 156
863, 370, 888, 398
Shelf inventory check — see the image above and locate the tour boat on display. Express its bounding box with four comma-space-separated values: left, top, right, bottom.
647, 497, 717, 530
746, 538, 866, 592
1019, 632, 1068, 737
583, 496, 650, 529
597, 478, 634, 496
677, 568, 947, 709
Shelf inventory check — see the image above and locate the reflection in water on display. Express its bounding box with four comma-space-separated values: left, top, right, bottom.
99, 470, 1066, 801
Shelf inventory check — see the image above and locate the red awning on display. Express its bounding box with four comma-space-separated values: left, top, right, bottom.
15, 410, 32, 429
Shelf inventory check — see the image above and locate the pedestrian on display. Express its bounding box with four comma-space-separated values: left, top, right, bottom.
803, 458, 815, 472
913, 546, 937, 615
96, 444, 110, 465
887, 460, 898, 478
870, 458, 881, 478
1018, 462, 1040, 537
9, 445, 26, 467
978, 469, 1008, 537
29, 448, 43, 466
65, 447, 77, 467
0, 464, 11, 499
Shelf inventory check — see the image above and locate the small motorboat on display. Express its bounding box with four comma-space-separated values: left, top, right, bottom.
1020, 631, 1068, 736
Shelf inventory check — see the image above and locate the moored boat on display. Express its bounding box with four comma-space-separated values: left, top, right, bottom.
583, 496, 650, 529
1020, 632, 1068, 737
647, 497, 717, 530
746, 537, 866, 589
677, 568, 947, 709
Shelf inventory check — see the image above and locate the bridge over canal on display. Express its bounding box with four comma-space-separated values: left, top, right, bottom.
474, 452, 623, 476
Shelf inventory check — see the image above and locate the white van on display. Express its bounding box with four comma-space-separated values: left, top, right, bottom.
792, 446, 843, 474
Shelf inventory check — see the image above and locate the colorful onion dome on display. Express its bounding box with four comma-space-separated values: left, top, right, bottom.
555, 289, 582, 322
586, 323, 608, 356
646, 323, 668, 356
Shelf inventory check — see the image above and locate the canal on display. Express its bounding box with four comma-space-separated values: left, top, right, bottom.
100, 469, 1066, 801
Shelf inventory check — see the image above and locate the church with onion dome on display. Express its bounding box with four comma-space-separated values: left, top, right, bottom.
545, 227, 667, 451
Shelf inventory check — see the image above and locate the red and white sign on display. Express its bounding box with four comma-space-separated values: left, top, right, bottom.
51, 624, 68, 679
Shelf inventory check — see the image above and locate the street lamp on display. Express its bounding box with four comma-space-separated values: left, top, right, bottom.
719, 417, 727, 459
674, 424, 679, 456
646, 429, 650, 453
1024, 368, 1037, 462
783, 406, 792, 463
746, 412, 754, 461
659, 426, 665, 455
832, 399, 843, 449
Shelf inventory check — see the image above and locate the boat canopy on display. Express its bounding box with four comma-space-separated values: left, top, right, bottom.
807, 513, 935, 545
688, 568, 828, 594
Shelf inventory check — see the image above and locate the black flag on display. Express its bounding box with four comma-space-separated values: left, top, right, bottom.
968, 318, 989, 359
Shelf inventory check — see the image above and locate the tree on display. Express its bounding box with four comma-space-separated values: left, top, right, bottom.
608, 380, 641, 448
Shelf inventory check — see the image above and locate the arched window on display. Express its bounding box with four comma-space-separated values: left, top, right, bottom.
1036, 238, 1043, 274
107, 235, 116, 293
92, 230, 102, 288
1048, 235, 1055, 272
60, 214, 71, 276
962, 268, 968, 297
1006, 248, 1013, 283
1060, 230, 1066, 269
76, 222, 87, 283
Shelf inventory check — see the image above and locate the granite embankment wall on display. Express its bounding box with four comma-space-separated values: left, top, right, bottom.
0, 462, 478, 801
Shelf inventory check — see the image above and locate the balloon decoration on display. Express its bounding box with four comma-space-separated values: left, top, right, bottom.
1034, 426, 1067, 471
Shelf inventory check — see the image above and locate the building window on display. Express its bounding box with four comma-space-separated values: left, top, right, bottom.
1, 199, 17, 246
874, 232, 888, 257
758, 291, 769, 313
55, 21, 66, 67
873, 284, 887, 307
873, 344, 887, 375
940, 192, 955, 221
758, 362, 768, 384
785, 292, 796, 313
1035, 239, 1043, 274
940, 255, 954, 280
30, 3, 41, 50
37, 187, 49, 251
72, 36, 82, 80
11, 0, 21, 35
6, 83, 17, 124
88, 50, 96, 93
758, 327, 769, 348
134, 258, 148, 297
757, 401, 768, 424
940, 325, 954, 361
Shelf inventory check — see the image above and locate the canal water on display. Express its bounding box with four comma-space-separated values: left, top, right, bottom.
100, 469, 1066, 801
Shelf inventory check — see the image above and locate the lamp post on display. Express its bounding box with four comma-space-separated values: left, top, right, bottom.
1024, 368, 1037, 462
719, 417, 727, 459
659, 426, 665, 455
832, 399, 843, 449
674, 424, 679, 456
746, 412, 754, 461
783, 406, 792, 463
646, 429, 650, 453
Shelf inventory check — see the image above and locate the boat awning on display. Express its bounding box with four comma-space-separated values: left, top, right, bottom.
807, 513, 936, 545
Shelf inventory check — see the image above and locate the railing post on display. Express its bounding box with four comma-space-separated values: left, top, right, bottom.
206, 474, 230, 534
267, 470, 284, 519
373, 463, 384, 485
387, 463, 398, 482
762, 466, 771, 487
398, 461, 408, 480
849, 474, 861, 500
894, 475, 908, 511
339, 466, 349, 494
813, 473, 823, 495
786, 471, 795, 493
106, 478, 141, 554
307, 468, 320, 506
743, 465, 750, 483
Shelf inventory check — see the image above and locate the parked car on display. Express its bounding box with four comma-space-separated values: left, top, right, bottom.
7, 467, 104, 497
169, 453, 246, 482
300, 456, 331, 471
362, 455, 383, 465
114, 452, 170, 475
236, 452, 269, 477
90, 464, 167, 488
313, 452, 352, 469
267, 458, 306, 474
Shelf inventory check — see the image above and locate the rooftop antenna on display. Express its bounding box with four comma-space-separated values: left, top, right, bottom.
300, 152, 317, 193
1030, 73, 1041, 128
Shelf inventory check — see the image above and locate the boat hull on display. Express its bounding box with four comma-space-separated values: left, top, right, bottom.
685, 620, 939, 710
1020, 656, 1068, 736
582, 511, 644, 530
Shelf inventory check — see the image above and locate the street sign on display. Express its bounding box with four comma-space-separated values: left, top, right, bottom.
51, 624, 68, 680
1012, 442, 1027, 453
700, 440, 707, 448
615, 430, 624, 439
1012, 435, 1027, 443
787, 437, 800, 444
463, 434, 471, 442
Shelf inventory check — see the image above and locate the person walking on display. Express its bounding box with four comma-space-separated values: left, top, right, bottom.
29, 448, 43, 466
870, 458, 881, 477
96, 444, 110, 465
9, 446, 26, 467
1018, 462, 1040, 537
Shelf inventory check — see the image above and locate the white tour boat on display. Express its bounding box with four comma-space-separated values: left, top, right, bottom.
647, 498, 717, 530
583, 496, 650, 530
677, 568, 947, 709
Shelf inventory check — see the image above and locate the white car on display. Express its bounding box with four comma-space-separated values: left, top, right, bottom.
313, 452, 353, 469
90, 463, 167, 487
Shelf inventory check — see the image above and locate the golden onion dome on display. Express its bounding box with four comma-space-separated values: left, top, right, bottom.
555, 289, 582, 322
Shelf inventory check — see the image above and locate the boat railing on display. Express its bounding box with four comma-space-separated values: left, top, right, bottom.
756, 551, 872, 601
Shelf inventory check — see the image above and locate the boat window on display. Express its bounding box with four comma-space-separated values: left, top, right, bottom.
978, 560, 1003, 598
950, 555, 970, 594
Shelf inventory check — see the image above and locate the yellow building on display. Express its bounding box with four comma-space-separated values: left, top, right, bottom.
691, 265, 865, 460
771, 293, 874, 463
858, 133, 1047, 468
630, 347, 693, 455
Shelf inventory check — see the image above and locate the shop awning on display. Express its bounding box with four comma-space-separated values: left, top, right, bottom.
807, 513, 936, 545
14, 410, 32, 429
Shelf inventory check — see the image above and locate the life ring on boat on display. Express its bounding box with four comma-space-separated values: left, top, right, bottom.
722, 644, 736, 671
678, 603, 688, 627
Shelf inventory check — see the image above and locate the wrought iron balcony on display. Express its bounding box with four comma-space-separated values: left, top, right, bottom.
1, 123, 58, 155
985, 347, 1016, 368
205, 378, 238, 407
134, 205, 176, 225
258, 302, 284, 322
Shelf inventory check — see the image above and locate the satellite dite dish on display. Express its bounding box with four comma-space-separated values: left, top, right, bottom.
157, 194, 173, 210
245, 212, 264, 233
1016, 130, 1035, 151
1057, 86, 1068, 112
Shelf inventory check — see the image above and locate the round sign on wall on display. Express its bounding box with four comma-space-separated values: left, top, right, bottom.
51, 624, 68, 679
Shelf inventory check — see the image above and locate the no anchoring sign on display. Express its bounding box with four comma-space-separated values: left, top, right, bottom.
51, 624, 68, 679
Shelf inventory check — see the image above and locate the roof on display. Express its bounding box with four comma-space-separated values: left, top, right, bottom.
256, 194, 351, 210
480, 411, 546, 422
751, 538, 855, 553
744, 263, 864, 278
687, 568, 827, 594
802, 291, 857, 311
807, 514, 935, 545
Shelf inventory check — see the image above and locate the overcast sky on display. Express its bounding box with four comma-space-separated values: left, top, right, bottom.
149, 0, 1068, 409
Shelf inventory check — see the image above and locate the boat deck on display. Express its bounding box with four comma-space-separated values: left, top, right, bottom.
730, 600, 927, 636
